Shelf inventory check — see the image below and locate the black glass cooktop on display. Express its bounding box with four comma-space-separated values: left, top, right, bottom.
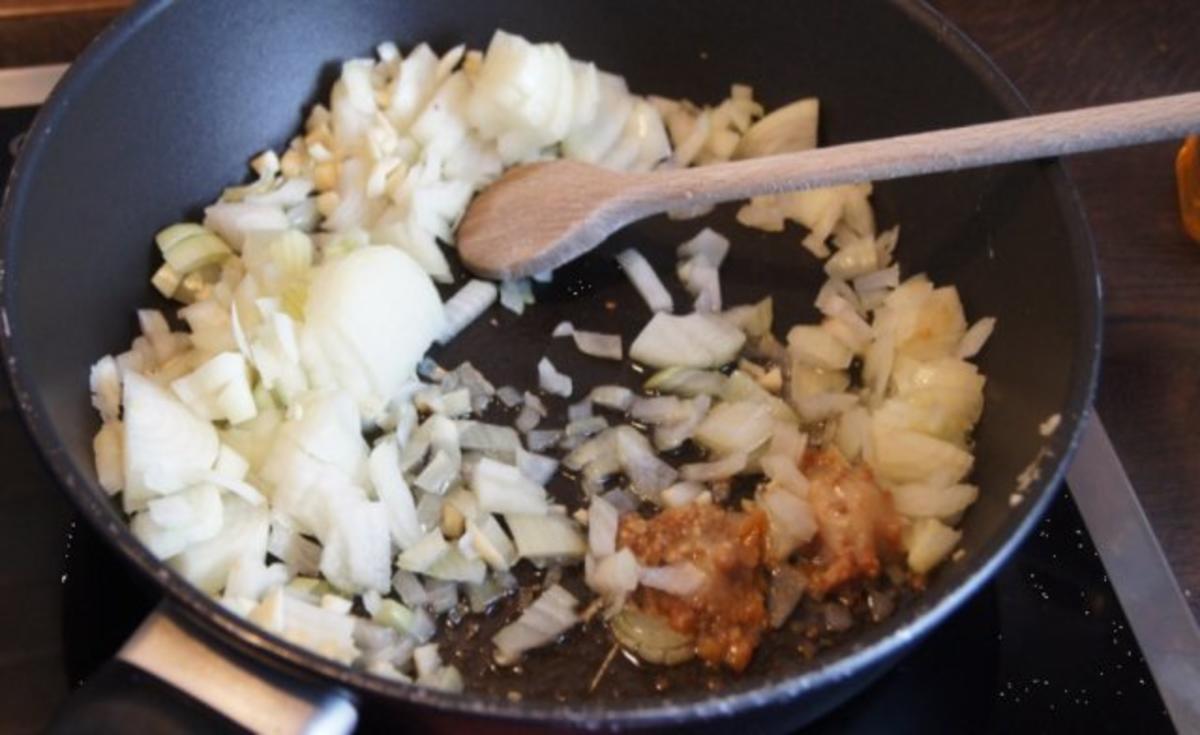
0, 105, 1173, 734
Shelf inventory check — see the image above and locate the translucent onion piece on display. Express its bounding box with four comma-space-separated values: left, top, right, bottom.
616, 248, 673, 313
493, 584, 580, 665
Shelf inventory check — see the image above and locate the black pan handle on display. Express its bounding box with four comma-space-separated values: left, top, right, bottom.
48, 604, 359, 734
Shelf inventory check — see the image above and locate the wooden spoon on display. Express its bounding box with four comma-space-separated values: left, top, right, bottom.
458, 91, 1200, 279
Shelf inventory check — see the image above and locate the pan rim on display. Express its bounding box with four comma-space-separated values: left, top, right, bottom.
0, 0, 1102, 727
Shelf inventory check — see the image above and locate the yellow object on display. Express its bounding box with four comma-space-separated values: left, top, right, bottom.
1178, 135, 1200, 243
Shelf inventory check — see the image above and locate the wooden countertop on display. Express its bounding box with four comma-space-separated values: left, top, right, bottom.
1, 0, 1197, 622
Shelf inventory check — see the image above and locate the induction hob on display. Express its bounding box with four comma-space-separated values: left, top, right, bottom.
0, 98, 1179, 734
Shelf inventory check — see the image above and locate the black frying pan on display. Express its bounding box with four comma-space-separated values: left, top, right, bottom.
0, 0, 1101, 732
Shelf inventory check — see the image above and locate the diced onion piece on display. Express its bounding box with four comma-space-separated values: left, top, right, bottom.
588, 495, 619, 557
552, 321, 575, 338
368, 439, 422, 550
758, 485, 817, 559
890, 482, 979, 520
438, 280, 498, 344
640, 562, 706, 597
616, 248, 673, 313
653, 394, 711, 452
681, 452, 747, 482
589, 385, 634, 412
537, 357, 573, 397
170, 352, 257, 425
457, 421, 522, 460
424, 547, 487, 585
525, 429, 563, 452
644, 366, 728, 397
499, 278, 534, 315
957, 317, 996, 359
466, 516, 518, 571
571, 330, 623, 361
319, 497, 392, 594
721, 297, 773, 338
868, 422, 974, 486
516, 447, 558, 486
614, 427, 678, 501
735, 98, 819, 158
396, 530, 450, 574
493, 584, 580, 665
677, 227, 730, 268
472, 457, 548, 515
93, 421, 125, 495
630, 312, 745, 369
760, 454, 809, 497
586, 548, 640, 613
506, 513, 586, 560
693, 401, 773, 456
611, 606, 694, 665
496, 386, 523, 407
906, 518, 962, 573
89, 355, 122, 422
122, 372, 220, 512
787, 325, 853, 370
660, 481, 704, 508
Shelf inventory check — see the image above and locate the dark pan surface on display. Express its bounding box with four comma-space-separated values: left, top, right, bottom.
0, 0, 1100, 729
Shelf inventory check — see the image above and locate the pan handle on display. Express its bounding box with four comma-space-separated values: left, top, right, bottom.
48, 604, 359, 734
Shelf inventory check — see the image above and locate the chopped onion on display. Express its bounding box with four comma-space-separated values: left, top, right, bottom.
586, 548, 640, 613
516, 447, 559, 486
493, 584, 580, 665
589, 385, 634, 411
890, 482, 979, 520
571, 330, 623, 361
525, 429, 563, 452
735, 97, 818, 158
92, 421, 124, 495
89, 355, 122, 422
456, 421, 522, 460
906, 518, 962, 573
614, 426, 678, 501
396, 530, 451, 574
499, 278, 534, 315
957, 317, 996, 359
472, 457, 548, 515
368, 440, 423, 550
660, 481, 704, 508
565, 415, 609, 439
680, 452, 747, 482
392, 569, 429, 608
693, 401, 773, 457
640, 562, 705, 597
537, 357, 573, 397
438, 280, 498, 344
265, 523, 319, 578
630, 312, 745, 369
465, 516, 518, 571
787, 325, 853, 371
505, 512, 586, 560
611, 606, 694, 665
758, 485, 817, 559
767, 565, 807, 629
643, 366, 728, 397
425, 548, 487, 585
721, 296, 774, 338
121, 372, 220, 512
567, 399, 593, 422
616, 248, 673, 313
496, 385, 523, 407
587, 495, 619, 558
652, 394, 711, 452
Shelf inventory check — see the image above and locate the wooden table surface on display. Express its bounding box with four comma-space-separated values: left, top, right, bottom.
0, 0, 1197, 626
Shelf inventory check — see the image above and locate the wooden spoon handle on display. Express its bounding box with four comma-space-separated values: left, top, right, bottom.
627, 91, 1200, 214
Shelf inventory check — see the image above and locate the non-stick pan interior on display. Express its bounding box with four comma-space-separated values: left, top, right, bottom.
0, 0, 1098, 726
